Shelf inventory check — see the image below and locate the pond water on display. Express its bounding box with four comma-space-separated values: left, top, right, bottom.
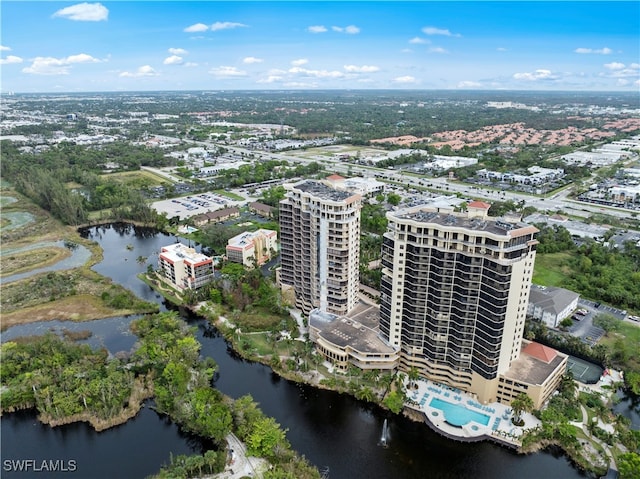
1, 223, 622, 479
1, 240, 92, 284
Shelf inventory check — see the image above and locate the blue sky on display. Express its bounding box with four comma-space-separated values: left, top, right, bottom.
1, 1, 638, 92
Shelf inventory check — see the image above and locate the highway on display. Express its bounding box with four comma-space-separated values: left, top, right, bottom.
161, 136, 638, 221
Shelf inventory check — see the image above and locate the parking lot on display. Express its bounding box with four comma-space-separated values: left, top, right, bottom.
152, 191, 249, 220
567, 299, 630, 345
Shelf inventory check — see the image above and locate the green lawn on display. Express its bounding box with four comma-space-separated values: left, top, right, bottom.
532, 252, 573, 287
213, 189, 244, 201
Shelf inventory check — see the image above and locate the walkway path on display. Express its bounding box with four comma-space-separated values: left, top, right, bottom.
211, 433, 268, 479
580, 405, 617, 472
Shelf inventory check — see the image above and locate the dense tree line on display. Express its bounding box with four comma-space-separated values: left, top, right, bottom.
215, 160, 322, 189
1, 141, 169, 226
1, 334, 136, 422
535, 225, 640, 310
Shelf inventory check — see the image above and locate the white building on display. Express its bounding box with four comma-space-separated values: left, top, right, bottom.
527, 285, 580, 328
279, 180, 362, 316
226, 229, 278, 268
158, 243, 215, 290
325, 174, 385, 197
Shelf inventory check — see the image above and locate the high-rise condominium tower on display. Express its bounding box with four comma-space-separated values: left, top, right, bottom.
380, 202, 539, 403
279, 180, 362, 316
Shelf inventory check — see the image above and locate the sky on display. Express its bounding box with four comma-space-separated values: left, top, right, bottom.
1, 1, 639, 93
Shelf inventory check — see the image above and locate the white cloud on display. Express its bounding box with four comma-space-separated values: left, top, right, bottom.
429, 47, 449, 54
211, 21, 247, 31
332, 25, 360, 34
22, 54, 99, 75
184, 23, 209, 33
601, 63, 639, 79
66, 53, 100, 64
409, 37, 428, 44
209, 66, 247, 78
457, 80, 482, 88
119, 65, 158, 78
243, 56, 264, 64
0, 55, 23, 65
0, 45, 11, 51
497, 47, 508, 52
308, 25, 327, 33
168, 48, 188, 55
394, 75, 417, 84
291, 58, 308, 66
53, 3, 108, 21
575, 47, 612, 55
163, 55, 183, 65
422, 26, 460, 37
344, 65, 380, 73
184, 62, 198, 68
288, 67, 344, 79
257, 75, 284, 84
513, 69, 557, 81
604, 62, 626, 70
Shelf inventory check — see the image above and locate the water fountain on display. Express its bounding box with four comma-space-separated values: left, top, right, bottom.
380, 419, 390, 447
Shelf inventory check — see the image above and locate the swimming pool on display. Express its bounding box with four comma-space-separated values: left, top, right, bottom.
429, 397, 490, 427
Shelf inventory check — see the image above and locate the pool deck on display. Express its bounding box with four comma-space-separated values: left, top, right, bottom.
403, 378, 540, 447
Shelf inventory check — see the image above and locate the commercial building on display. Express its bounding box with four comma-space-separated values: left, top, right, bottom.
379, 201, 553, 405
279, 179, 362, 316
309, 307, 399, 371
158, 243, 215, 290
226, 229, 278, 268
527, 285, 580, 328
497, 341, 568, 410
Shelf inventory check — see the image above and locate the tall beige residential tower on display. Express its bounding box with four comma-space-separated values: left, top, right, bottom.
279, 180, 362, 316
380, 201, 539, 403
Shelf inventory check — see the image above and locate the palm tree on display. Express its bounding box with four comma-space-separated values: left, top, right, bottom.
407, 367, 420, 390
511, 392, 535, 425
559, 372, 578, 399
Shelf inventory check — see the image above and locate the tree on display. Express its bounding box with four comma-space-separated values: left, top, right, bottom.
246, 416, 288, 460
618, 452, 640, 479
383, 390, 405, 414
511, 392, 534, 425
407, 367, 420, 389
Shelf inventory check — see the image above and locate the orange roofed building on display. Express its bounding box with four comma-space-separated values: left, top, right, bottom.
496, 340, 568, 409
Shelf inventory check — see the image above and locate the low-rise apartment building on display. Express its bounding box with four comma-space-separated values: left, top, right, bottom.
226, 229, 278, 267
158, 243, 215, 290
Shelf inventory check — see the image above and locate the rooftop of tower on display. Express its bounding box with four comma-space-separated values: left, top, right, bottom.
391, 207, 538, 237
291, 180, 358, 202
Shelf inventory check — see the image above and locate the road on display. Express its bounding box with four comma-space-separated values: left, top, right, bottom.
157, 136, 638, 221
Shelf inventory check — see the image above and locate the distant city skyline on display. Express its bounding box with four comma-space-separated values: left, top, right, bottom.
1, 1, 639, 93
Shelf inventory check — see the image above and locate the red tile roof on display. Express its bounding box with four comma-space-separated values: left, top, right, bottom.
326, 174, 345, 181
522, 342, 558, 363
468, 200, 491, 209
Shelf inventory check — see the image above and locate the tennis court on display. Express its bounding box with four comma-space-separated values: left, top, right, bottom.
567, 356, 603, 384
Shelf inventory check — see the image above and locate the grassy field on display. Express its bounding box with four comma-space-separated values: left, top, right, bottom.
598, 321, 640, 372
102, 169, 170, 185
212, 189, 244, 201
0, 185, 158, 329
532, 252, 574, 287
